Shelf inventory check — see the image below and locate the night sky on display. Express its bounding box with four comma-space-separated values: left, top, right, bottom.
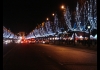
3, 0, 78, 34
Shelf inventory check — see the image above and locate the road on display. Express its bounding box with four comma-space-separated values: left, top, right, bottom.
3, 43, 97, 70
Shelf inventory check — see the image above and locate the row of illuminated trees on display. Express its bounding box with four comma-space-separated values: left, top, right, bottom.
26, 0, 97, 39
3, 26, 18, 39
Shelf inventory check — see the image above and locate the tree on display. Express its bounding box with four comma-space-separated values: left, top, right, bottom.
64, 7, 73, 32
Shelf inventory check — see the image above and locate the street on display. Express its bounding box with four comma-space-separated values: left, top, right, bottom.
3, 43, 97, 70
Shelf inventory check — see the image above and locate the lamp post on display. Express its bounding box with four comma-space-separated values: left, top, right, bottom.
87, 25, 91, 47
61, 28, 64, 44
83, 31, 85, 45
73, 30, 76, 46
52, 13, 55, 44
61, 5, 66, 44
54, 34, 56, 44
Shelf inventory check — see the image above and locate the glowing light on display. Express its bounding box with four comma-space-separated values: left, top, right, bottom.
19, 37, 22, 39
75, 2, 82, 31
26, 0, 97, 39
50, 38, 52, 40
70, 38, 73, 40
43, 41, 45, 43
21, 41, 23, 43
54, 14, 61, 33
64, 7, 73, 31
52, 13, 54, 16
88, 26, 90, 29
79, 36, 83, 38
46, 18, 49, 20
6, 42, 8, 44
61, 5, 64, 9
94, 34, 97, 39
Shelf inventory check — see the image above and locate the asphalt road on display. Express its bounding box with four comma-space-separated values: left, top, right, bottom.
3, 43, 97, 70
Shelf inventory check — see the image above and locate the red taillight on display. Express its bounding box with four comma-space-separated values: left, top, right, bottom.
21, 41, 23, 43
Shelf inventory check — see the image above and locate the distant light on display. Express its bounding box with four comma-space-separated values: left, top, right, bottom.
43, 41, 45, 43
52, 13, 54, 16
47, 18, 49, 20
19, 37, 22, 39
70, 38, 72, 40
94, 34, 97, 39
61, 5, 64, 9
79, 36, 83, 38
88, 26, 90, 29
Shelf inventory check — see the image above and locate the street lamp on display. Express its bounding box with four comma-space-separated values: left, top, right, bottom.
87, 25, 91, 47
88, 26, 90, 29
52, 13, 54, 16
52, 13, 57, 44
61, 5, 65, 9
61, 5, 66, 13
46, 18, 49, 21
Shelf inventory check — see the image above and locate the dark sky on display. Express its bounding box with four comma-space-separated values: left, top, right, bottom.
3, 0, 78, 34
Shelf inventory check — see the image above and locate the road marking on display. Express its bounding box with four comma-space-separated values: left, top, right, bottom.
48, 56, 51, 57
59, 63, 63, 65
3, 47, 16, 58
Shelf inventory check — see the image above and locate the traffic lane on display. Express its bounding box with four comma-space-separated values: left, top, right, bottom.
36, 44, 97, 70
3, 44, 66, 70
3, 43, 97, 70
3, 43, 17, 56
39, 44, 97, 63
